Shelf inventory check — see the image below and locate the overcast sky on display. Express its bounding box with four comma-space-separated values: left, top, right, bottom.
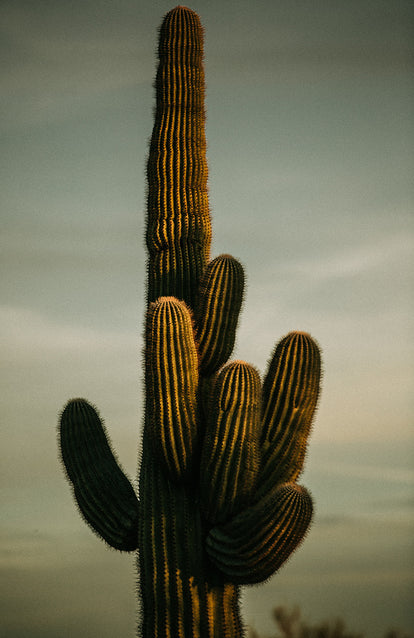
1, 1, 413, 637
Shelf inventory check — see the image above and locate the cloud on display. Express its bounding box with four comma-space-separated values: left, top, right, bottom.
315, 461, 414, 486
283, 231, 413, 284
1, 304, 138, 359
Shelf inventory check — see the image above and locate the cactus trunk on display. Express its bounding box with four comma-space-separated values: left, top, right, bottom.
141, 12, 243, 632
59, 6, 322, 638
139, 443, 242, 637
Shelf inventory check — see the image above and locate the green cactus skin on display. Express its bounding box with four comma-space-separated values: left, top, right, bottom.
59, 6, 322, 638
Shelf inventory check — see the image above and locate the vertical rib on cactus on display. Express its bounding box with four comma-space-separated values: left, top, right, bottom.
58, 6, 323, 638
146, 5, 211, 307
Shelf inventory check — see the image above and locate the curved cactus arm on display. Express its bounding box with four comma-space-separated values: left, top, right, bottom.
194, 254, 245, 376
145, 296, 199, 482
146, 6, 211, 307
205, 483, 313, 585
200, 361, 260, 524
259, 331, 321, 495
60, 399, 139, 551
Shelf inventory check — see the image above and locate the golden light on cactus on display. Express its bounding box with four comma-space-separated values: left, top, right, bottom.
146, 6, 211, 307
58, 6, 322, 637
200, 361, 261, 523
195, 255, 245, 376
145, 296, 199, 481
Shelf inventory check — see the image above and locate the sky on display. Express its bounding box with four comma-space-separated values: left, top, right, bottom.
1, 0, 413, 636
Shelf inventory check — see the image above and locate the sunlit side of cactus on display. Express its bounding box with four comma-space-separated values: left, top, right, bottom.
59, 6, 322, 637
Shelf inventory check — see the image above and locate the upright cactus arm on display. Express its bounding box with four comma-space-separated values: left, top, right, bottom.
145, 296, 199, 482
259, 331, 321, 494
146, 5, 211, 307
60, 399, 139, 551
200, 361, 261, 524
194, 255, 245, 377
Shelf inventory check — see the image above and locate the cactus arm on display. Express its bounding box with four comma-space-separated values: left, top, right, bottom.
146, 6, 211, 307
200, 361, 260, 524
194, 255, 245, 376
205, 483, 313, 585
259, 332, 321, 495
60, 399, 139, 551
145, 296, 199, 482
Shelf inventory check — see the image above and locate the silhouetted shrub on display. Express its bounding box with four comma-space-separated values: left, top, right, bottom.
248, 606, 413, 638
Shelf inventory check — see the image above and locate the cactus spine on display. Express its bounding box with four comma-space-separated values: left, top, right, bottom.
59, 6, 322, 638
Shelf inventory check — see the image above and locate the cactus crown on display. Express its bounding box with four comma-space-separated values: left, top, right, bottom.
59, 6, 322, 637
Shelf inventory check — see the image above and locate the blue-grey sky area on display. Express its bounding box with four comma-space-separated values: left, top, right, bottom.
1, 1, 413, 636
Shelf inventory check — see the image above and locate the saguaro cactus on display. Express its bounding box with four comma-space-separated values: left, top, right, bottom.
59, 6, 322, 638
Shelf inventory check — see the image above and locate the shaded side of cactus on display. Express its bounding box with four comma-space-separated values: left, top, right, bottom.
59, 6, 322, 638
60, 399, 139, 551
